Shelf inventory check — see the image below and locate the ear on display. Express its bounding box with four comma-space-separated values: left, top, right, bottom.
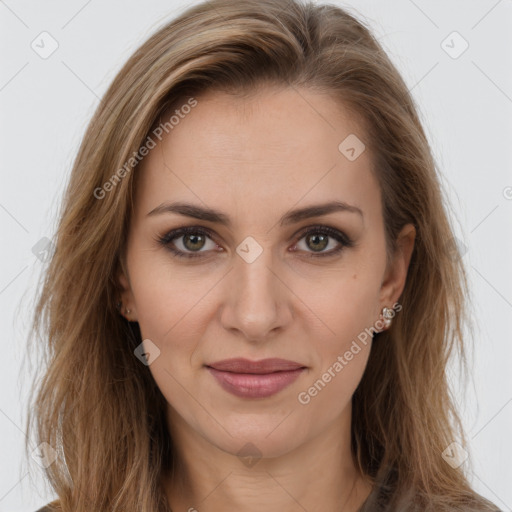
116, 259, 137, 322
379, 223, 416, 308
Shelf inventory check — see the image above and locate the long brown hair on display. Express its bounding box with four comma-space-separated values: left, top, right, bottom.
24, 0, 499, 510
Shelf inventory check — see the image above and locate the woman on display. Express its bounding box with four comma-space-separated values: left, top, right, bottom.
26, 0, 502, 510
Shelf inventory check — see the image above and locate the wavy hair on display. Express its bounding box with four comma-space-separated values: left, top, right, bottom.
24, 0, 499, 510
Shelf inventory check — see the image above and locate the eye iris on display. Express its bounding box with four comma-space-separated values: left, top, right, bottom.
183, 233, 205, 251
307, 233, 328, 252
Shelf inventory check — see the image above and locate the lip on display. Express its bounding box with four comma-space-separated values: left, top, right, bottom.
207, 357, 305, 373
205, 358, 307, 399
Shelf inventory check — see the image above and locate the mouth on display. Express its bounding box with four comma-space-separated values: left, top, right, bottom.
205, 358, 307, 399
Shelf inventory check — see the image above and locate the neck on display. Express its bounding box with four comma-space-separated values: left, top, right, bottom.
162, 409, 373, 512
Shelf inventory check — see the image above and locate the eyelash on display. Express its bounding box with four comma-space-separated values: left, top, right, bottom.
155, 225, 354, 260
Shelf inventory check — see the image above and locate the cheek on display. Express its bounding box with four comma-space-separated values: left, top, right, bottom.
297, 341, 371, 429
297, 295, 373, 418
130, 268, 211, 416
135, 282, 207, 345
293, 268, 380, 343
291, 272, 377, 400
128, 246, 214, 346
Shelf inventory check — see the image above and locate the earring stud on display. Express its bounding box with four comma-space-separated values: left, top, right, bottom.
381, 306, 394, 329
116, 301, 131, 317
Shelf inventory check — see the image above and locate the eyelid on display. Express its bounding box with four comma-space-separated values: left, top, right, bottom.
156, 224, 354, 259
155, 226, 220, 259
291, 225, 354, 258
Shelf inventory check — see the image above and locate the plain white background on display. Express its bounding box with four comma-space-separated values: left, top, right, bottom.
1, 1, 511, 510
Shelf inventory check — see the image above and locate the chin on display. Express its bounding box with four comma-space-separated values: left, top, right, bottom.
205, 417, 307, 460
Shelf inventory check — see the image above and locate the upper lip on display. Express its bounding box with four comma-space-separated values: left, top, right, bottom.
206, 358, 306, 374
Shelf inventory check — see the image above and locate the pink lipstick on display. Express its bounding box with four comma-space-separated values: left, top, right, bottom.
205, 358, 306, 399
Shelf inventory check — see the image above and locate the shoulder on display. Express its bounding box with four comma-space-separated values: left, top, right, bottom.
33, 498, 60, 511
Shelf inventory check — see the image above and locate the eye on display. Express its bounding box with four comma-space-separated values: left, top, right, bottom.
155, 226, 219, 259
292, 225, 354, 258
155, 225, 354, 260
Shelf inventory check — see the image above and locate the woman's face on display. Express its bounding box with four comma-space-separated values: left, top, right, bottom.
118, 86, 414, 459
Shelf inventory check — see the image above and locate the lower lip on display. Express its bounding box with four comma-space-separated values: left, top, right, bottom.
206, 367, 305, 399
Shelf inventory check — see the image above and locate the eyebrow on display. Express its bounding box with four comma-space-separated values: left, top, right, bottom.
146, 200, 363, 227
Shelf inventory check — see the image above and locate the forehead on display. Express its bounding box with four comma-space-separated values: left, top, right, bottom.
135, 86, 380, 227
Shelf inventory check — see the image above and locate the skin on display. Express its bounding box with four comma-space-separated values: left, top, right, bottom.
117, 85, 415, 512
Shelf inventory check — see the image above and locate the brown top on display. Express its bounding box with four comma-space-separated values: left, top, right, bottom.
34, 488, 503, 512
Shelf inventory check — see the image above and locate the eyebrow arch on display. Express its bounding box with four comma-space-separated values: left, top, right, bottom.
146, 200, 363, 227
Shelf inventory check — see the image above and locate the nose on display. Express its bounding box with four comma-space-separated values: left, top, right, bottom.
219, 248, 293, 343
